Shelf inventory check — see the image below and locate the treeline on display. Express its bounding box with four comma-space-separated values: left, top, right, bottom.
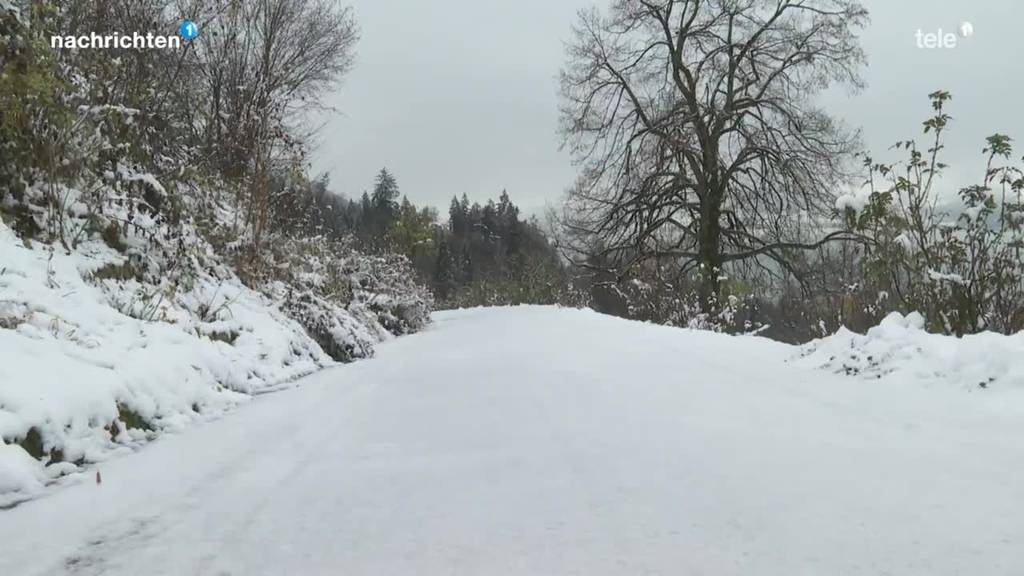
275, 168, 579, 308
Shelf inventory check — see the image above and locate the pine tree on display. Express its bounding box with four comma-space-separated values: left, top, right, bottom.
371, 168, 400, 235
355, 191, 371, 238
449, 195, 467, 237
434, 237, 457, 300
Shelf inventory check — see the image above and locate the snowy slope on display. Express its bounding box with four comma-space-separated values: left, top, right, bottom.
2, 306, 1024, 575
0, 220, 334, 503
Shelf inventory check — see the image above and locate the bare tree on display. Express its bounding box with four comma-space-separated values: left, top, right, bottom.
559, 0, 868, 313
190, 0, 359, 253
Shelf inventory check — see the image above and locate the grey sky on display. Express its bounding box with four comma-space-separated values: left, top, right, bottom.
311, 0, 1024, 215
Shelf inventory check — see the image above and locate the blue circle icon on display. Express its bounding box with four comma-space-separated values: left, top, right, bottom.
179, 20, 199, 41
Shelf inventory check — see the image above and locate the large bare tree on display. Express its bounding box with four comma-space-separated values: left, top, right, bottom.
559, 0, 868, 312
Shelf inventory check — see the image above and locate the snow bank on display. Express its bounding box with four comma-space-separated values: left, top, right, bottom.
794, 311, 1024, 390
0, 219, 336, 505
0, 443, 48, 496
0, 164, 433, 504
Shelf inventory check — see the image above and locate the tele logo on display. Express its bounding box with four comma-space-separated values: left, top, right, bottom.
916, 21, 973, 49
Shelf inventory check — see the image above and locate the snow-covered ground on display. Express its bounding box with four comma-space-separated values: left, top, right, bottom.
796, 310, 1024, 390
0, 216, 427, 506
2, 306, 1024, 575
0, 220, 334, 504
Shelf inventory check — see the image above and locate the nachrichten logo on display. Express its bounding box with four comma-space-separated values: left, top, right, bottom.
50, 20, 198, 50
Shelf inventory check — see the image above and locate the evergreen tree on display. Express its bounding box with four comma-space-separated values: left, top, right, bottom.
434, 237, 457, 300
370, 168, 400, 238
449, 195, 467, 237
358, 191, 373, 239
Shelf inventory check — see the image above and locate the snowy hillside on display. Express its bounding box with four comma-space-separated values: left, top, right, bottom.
0, 216, 428, 505
3, 306, 1024, 575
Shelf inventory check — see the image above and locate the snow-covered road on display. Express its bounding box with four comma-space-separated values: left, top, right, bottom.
3, 306, 1024, 575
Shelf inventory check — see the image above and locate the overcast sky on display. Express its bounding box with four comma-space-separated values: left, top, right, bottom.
311, 0, 1024, 215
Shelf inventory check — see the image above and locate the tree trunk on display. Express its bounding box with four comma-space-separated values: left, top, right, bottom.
697, 196, 722, 314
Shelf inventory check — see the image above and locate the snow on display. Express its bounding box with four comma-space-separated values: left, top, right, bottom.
894, 232, 914, 251
796, 311, 1024, 390
928, 269, 967, 285
121, 171, 166, 197
0, 218, 335, 505
0, 443, 48, 495
0, 159, 431, 502
2, 306, 1024, 574
834, 187, 873, 214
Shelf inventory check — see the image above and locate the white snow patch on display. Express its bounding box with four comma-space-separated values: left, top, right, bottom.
0, 444, 48, 497
927, 269, 966, 285
834, 187, 873, 214
795, 311, 1024, 390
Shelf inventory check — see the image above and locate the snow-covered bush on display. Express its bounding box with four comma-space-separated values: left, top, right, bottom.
838, 92, 1024, 336
585, 261, 761, 334
252, 235, 432, 362
0, 216, 333, 505
0, 173, 432, 504
796, 311, 1024, 390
